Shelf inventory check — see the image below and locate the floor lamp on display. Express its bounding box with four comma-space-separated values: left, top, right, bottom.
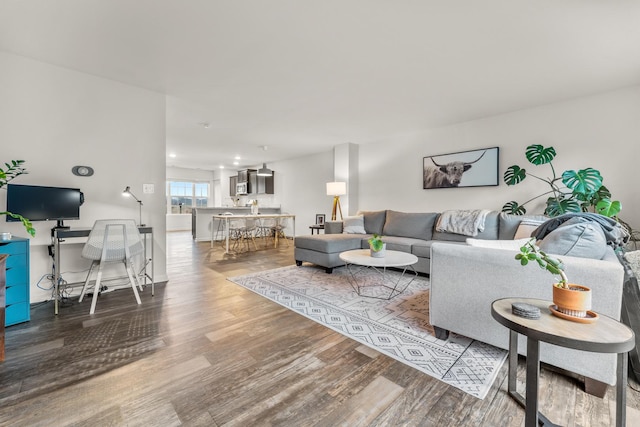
326, 182, 346, 221
122, 186, 145, 226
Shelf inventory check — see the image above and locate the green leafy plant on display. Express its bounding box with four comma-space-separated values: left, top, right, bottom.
502, 144, 621, 218
0, 160, 35, 236
368, 234, 384, 252
515, 238, 569, 288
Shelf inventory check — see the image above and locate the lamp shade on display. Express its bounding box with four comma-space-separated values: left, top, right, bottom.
326, 181, 346, 196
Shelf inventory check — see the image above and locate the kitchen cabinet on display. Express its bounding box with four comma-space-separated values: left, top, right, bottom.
229, 175, 237, 196
257, 172, 275, 194
248, 170, 274, 194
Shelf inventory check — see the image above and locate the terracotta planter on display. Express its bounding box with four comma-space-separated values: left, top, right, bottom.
370, 243, 386, 258
552, 283, 592, 318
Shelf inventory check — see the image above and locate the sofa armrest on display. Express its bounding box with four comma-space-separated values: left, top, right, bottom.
325, 221, 343, 234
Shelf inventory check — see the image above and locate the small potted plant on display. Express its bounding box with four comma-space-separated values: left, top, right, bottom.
515, 238, 593, 321
368, 234, 386, 258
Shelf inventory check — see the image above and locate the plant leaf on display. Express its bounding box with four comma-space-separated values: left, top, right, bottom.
501, 201, 526, 215
503, 165, 527, 186
562, 168, 602, 195
595, 199, 622, 217
545, 196, 581, 217
525, 144, 556, 165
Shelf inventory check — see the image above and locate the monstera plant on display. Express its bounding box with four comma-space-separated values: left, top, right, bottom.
0, 160, 35, 236
502, 144, 621, 218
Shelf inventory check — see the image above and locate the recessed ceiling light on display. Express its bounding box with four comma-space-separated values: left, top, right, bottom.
169, 153, 177, 158
233, 161, 239, 166
198, 122, 210, 129
234, 156, 241, 160
219, 165, 225, 169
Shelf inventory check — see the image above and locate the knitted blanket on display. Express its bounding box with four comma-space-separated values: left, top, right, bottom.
435, 209, 491, 237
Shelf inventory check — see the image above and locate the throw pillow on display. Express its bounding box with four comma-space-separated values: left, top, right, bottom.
466, 237, 532, 251
538, 221, 607, 259
625, 250, 640, 279
342, 215, 366, 234
513, 218, 546, 239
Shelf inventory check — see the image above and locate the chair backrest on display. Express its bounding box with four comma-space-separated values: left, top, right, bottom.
82, 219, 144, 262
260, 218, 276, 228
276, 215, 289, 228
228, 218, 246, 230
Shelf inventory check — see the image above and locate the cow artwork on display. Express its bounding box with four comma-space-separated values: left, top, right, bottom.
423, 147, 499, 189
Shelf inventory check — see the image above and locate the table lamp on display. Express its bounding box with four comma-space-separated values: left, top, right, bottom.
326, 182, 346, 221
122, 186, 144, 226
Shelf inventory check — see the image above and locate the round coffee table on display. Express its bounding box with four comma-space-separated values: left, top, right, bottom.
339, 249, 418, 300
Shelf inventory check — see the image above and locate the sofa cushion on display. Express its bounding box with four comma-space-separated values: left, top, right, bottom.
374, 235, 425, 253
498, 213, 549, 240
432, 211, 500, 242
538, 218, 607, 259
382, 210, 438, 240
357, 210, 387, 235
294, 234, 364, 253
342, 215, 366, 234
466, 237, 531, 251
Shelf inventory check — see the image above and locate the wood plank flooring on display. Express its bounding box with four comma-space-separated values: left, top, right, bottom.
1, 231, 639, 426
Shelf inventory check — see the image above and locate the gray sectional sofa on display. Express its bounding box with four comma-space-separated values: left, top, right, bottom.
294, 209, 626, 396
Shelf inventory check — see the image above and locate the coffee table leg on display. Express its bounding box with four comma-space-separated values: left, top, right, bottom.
526, 337, 540, 427
508, 330, 518, 395
617, 352, 627, 427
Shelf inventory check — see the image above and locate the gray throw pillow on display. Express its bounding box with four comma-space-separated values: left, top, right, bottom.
357, 210, 387, 235
538, 220, 607, 259
382, 210, 438, 240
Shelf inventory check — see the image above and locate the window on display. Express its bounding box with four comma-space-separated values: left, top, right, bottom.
167, 181, 210, 214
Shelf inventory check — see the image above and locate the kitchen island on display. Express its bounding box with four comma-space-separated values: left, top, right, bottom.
192, 206, 281, 241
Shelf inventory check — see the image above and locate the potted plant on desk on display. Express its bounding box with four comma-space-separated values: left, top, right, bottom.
0, 160, 35, 237
516, 238, 595, 322
368, 234, 386, 258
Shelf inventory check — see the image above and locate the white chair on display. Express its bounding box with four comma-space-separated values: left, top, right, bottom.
257, 217, 276, 247
79, 219, 144, 314
272, 215, 290, 248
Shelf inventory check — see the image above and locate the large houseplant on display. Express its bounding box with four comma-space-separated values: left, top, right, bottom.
0, 160, 35, 237
502, 144, 621, 218
516, 238, 593, 321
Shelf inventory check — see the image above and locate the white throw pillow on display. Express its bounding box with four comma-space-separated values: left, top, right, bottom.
466, 237, 532, 251
513, 219, 545, 239
342, 215, 366, 234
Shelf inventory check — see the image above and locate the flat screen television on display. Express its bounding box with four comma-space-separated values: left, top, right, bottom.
6, 184, 83, 229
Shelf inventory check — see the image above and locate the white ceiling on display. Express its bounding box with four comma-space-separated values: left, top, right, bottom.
2, 1, 640, 171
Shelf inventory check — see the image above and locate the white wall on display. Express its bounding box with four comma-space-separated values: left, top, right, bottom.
270, 150, 335, 234
358, 86, 640, 231
0, 52, 168, 303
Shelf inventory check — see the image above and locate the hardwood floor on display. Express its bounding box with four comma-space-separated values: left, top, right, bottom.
1, 231, 639, 426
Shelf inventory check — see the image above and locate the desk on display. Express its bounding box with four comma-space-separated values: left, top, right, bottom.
52, 226, 154, 315
491, 298, 635, 427
212, 214, 295, 254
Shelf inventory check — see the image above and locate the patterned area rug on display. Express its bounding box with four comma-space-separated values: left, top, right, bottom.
228, 265, 506, 399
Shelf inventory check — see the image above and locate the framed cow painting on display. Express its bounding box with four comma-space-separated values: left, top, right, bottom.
423, 147, 499, 189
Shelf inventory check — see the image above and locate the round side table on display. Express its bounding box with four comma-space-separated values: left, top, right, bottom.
491, 297, 635, 427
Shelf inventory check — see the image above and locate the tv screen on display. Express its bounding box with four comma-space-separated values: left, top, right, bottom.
6, 184, 82, 227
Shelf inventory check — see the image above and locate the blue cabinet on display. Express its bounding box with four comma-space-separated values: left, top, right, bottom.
0, 237, 30, 326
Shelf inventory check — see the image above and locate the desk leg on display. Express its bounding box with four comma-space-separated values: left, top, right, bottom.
150, 229, 155, 296
617, 352, 627, 427
54, 238, 60, 315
